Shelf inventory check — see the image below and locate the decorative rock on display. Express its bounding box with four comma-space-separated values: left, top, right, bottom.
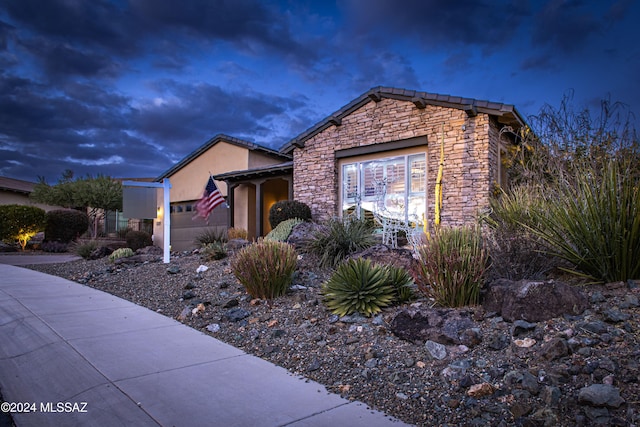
346, 244, 417, 273
166, 265, 181, 274
182, 290, 196, 300
390, 307, 479, 346
514, 338, 536, 348
425, 340, 447, 360
184, 282, 196, 290
467, 383, 495, 397
578, 384, 625, 408
482, 279, 588, 322
223, 308, 251, 322
196, 265, 208, 273
602, 308, 630, 323
580, 321, 608, 334
511, 320, 537, 336
487, 333, 510, 350
206, 323, 220, 333
539, 337, 569, 361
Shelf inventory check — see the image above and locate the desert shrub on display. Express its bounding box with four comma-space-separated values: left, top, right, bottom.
227, 227, 248, 240
195, 228, 227, 246
69, 240, 100, 259
109, 247, 134, 262
201, 242, 227, 260
523, 159, 640, 282
322, 258, 396, 317
41, 241, 69, 253
264, 218, 304, 242
0, 204, 46, 250
117, 227, 132, 239
125, 230, 152, 251
385, 264, 416, 303
269, 200, 311, 229
413, 226, 487, 307
231, 240, 297, 299
45, 209, 89, 243
303, 216, 376, 268
483, 185, 558, 281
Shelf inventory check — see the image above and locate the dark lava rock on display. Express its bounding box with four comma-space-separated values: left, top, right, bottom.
223, 308, 251, 322
482, 279, 589, 322
578, 384, 625, 408
539, 337, 569, 361
89, 245, 113, 260
390, 307, 480, 346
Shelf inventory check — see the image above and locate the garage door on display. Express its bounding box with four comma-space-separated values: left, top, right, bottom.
170, 204, 228, 251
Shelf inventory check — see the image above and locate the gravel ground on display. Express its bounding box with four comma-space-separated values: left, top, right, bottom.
25, 252, 640, 426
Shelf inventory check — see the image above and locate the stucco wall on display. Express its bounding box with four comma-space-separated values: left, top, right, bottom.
293, 98, 500, 230
168, 142, 249, 202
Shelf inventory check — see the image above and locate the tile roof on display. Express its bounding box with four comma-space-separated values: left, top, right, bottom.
280, 86, 528, 153
0, 176, 37, 194
156, 134, 290, 180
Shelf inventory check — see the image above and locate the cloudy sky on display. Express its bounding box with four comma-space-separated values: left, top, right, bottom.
1, 0, 638, 183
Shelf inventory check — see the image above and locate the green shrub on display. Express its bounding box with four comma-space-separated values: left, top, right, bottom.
125, 230, 152, 251
483, 185, 558, 281
264, 218, 304, 242
413, 226, 487, 307
70, 240, 100, 259
385, 264, 416, 303
0, 204, 46, 250
523, 159, 640, 282
303, 216, 376, 268
201, 242, 227, 260
231, 240, 297, 299
109, 247, 134, 262
117, 227, 132, 239
269, 200, 312, 229
322, 258, 396, 317
45, 209, 89, 243
195, 228, 227, 246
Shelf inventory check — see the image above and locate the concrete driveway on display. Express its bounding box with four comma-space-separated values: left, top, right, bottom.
0, 253, 81, 266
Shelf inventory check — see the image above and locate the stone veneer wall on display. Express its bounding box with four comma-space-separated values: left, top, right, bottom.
293, 98, 501, 231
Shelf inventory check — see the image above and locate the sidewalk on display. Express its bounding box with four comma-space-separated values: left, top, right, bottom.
0, 264, 412, 427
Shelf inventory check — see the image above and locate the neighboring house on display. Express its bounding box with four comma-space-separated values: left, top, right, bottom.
0, 176, 62, 212
153, 86, 527, 251
280, 86, 527, 231
155, 134, 291, 251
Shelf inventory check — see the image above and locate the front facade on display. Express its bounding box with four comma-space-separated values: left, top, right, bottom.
282, 87, 525, 232
0, 176, 63, 212
155, 134, 290, 251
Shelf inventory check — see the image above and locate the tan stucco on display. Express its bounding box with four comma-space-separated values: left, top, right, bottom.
0, 191, 63, 212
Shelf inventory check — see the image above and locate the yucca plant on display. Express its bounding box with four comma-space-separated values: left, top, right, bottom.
385, 264, 416, 303
303, 216, 376, 268
414, 226, 487, 307
264, 218, 304, 242
195, 227, 227, 246
69, 239, 101, 259
523, 159, 640, 282
231, 239, 298, 299
322, 258, 396, 317
200, 241, 227, 260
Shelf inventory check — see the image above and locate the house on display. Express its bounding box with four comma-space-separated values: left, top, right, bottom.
155, 134, 291, 251
0, 176, 62, 212
153, 87, 527, 251
280, 86, 526, 231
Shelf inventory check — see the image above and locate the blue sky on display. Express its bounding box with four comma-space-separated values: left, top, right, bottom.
1, 0, 638, 183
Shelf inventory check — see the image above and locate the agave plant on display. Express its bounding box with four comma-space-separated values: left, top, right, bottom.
321, 258, 396, 317
385, 264, 416, 303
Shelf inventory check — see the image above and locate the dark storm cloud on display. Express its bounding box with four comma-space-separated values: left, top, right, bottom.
133, 81, 306, 151
343, 0, 529, 49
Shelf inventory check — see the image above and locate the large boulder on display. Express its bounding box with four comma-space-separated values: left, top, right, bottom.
482, 279, 588, 322
347, 244, 417, 272
390, 307, 482, 347
286, 222, 323, 248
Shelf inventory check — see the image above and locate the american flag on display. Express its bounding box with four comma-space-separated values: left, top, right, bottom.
193, 176, 225, 221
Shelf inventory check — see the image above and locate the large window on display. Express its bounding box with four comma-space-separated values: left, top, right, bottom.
342, 153, 426, 224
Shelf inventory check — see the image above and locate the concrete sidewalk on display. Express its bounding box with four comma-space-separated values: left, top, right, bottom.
0, 264, 411, 427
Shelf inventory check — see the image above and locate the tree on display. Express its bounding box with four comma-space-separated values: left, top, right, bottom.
0, 205, 46, 250
30, 172, 122, 238
500, 90, 639, 187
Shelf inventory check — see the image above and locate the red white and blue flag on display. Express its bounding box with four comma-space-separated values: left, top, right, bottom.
193, 176, 225, 221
